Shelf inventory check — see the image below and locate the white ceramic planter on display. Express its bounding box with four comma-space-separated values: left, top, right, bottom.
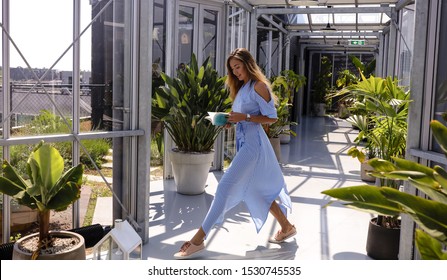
279, 124, 291, 144
170, 149, 215, 195
314, 103, 326, 117
361, 161, 376, 182
269, 137, 281, 163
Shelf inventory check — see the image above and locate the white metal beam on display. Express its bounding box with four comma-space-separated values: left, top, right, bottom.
256, 6, 392, 15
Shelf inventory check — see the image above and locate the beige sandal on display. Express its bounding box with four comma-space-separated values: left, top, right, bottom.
174, 241, 205, 259
268, 225, 297, 243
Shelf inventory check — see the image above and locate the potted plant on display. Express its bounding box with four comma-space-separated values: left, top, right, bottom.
270, 70, 306, 144
152, 54, 231, 195
345, 114, 376, 182
324, 74, 411, 259
0, 141, 85, 260
264, 95, 296, 162
312, 56, 332, 116
322, 119, 447, 260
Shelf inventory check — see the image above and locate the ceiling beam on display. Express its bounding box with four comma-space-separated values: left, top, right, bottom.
290, 31, 380, 37
396, 0, 415, 11
259, 14, 288, 33
230, 0, 253, 12
256, 6, 392, 15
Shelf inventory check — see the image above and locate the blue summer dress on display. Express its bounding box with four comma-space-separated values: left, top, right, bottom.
201, 80, 292, 235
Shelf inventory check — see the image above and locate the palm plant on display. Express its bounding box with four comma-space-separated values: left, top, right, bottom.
345, 75, 410, 165
333, 74, 411, 231
0, 141, 84, 257
322, 120, 447, 260
152, 54, 231, 153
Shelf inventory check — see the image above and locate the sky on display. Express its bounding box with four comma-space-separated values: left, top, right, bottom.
3, 0, 92, 71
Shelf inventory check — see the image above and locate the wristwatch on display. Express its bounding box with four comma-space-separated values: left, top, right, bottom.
246, 113, 251, 122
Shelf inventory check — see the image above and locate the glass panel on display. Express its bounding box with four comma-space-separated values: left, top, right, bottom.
87, 0, 127, 132
311, 13, 330, 24
0, 2, 2, 139
398, 6, 415, 87
82, 137, 114, 227
227, 7, 249, 54
334, 13, 356, 24
358, 13, 382, 24
153, 0, 166, 73
433, 1, 447, 153
9, 1, 73, 137
151, 0, 166, 181
202, 9, 218, 67
270, 37, 280, 77
178, 5, 194, 68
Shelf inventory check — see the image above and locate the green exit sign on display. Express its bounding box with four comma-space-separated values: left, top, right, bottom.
349, 40, 366, 45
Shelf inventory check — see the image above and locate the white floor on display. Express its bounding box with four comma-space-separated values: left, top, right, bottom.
143, 116, 374, 260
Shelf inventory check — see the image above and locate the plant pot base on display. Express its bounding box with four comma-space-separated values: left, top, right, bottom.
170, 150, 215, 195
366, 217, 400, 260
13, 231, 86, 260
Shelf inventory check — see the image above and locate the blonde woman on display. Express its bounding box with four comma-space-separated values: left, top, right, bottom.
174, 48, 295, 259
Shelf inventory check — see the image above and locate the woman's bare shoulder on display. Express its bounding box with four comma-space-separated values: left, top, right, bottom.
254, 81, 271, 102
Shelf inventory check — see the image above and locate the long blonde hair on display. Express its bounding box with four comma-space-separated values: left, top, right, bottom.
226, 48, 275, 102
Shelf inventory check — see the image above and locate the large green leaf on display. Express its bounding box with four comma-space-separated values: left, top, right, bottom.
322, 185, 401, 216
431, 120, 447, 154
151, 53, 231, 152
47, 181, 81, 211
415, 229, 447, 260
1, 160, 29, 191
381, 188, 447, 242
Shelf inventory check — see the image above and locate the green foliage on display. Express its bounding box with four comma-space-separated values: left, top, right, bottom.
0, 141, 84, 244
322, 120, 447, 260
6, 110, 111, 173
312, 56, 332, 104
80, 139, 111, 169
268, 70, 306, 138
344, 75, 411, 163
350, 55, 376, 78
336, 69, 359, 89
152, 54, 231, 152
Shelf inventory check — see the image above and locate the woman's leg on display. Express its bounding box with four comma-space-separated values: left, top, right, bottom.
190, 227, 206, 245
269, 200, 294, 233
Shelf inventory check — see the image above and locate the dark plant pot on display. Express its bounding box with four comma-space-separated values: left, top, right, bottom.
13, 231, 86, 260
366, 217, 400, 260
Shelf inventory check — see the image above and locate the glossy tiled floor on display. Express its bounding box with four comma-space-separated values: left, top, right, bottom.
143, 116, 374, 260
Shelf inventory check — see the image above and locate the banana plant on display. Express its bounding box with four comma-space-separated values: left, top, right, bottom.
322, 120, 447, 260
0, 141, 84, 251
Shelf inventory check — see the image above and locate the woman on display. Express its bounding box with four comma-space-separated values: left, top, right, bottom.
174, 48, 295, 259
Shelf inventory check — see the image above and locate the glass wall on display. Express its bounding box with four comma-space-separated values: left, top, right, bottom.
398, 5, 415, 87
433, 0, 447, 154
0, 0, 144, 244
226, 6, 249, 56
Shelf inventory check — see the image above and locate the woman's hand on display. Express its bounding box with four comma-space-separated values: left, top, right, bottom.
228, 111, 247, 123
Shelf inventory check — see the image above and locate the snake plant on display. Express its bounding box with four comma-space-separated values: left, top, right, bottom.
152, 54, 231, 153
